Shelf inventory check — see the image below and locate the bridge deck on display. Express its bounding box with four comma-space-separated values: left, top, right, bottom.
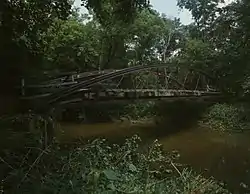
21, 89, 220, 100
78, 89, 220, 100
60, 96, 224, 106
50, 89, 222, 106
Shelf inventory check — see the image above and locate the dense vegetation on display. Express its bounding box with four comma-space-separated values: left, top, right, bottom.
1, 0, 250, 193
1, 135, 228, 193
2, 0, 250, 95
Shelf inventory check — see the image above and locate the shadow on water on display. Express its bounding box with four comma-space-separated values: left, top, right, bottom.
153, 100, 209, 135
57, 100, 213, 144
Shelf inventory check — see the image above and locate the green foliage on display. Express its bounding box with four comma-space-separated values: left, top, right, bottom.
81, 0, 150, 24
1, 0, 187, 99
177, 0, 250, 95
43, 18, 102, 71
128, 9, 181, 64
2, 0, 250, 99
0, 0, 72, 89
1, 135, 228, 193
41, 6, 181, 72
122, 102, 157, 119
202, 104, 245, 131
177, 0, 223, 26
178, 39, 217, 70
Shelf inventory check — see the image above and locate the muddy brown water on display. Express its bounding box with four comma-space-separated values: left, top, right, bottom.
56, 121, 250, 193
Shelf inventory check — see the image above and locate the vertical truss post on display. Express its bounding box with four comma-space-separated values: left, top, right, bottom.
157, 68, 160, 97
146, 71, 149, 89
166, 73, 172, 90
183, 72, 189, 90
132, 74, 137, 98
206, 79, 210, 91
164, 68, 168, 89
195, 74, 200, 91
21, 78, 25, 96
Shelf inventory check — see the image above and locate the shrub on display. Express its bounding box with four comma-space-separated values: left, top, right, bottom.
201, 103, 244, 131
1, 135, 228, 194
122, 102, 157, 119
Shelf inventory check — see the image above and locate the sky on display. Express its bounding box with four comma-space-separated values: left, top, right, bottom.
74, 0, 234, 25
149, 0, 193, 24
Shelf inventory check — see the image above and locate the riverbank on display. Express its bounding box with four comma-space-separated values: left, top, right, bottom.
54, 121, 250, 193
1, 132, 229, 194
1, 101, 250, 193
2, 116, 250, 193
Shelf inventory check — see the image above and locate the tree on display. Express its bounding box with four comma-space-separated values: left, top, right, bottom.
0, 0, 72, 93
81, 0, 150, 24
125, 9, 182, 65
178, 39, 217, 70
42, 17, 102, 72
177, 0, 250, 95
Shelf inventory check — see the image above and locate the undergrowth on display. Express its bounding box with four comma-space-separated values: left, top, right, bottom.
122, 102, 157, 120
1, 133, 229, 194
201, 103, 249, 131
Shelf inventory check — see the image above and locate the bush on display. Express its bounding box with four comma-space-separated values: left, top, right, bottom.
1, 135, 228, 194
201, 103, 244, 131
122, 102, 157, 119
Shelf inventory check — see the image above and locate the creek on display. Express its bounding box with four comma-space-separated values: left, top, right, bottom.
56, 120, 250, 193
